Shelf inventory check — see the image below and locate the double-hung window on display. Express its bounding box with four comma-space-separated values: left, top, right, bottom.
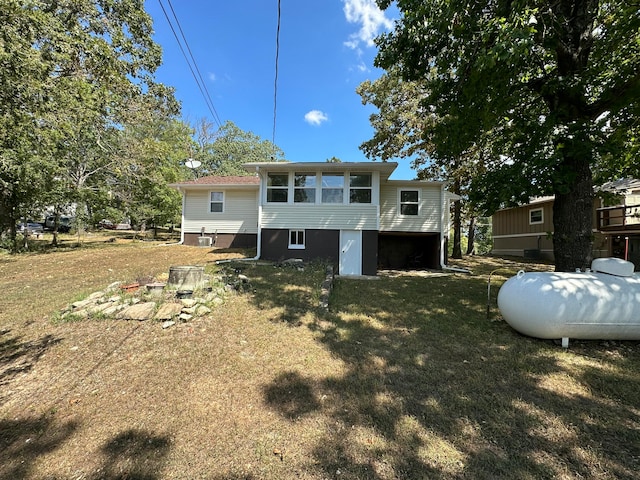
400, 190, 419, 215
349, 173, 372, 203
289, 230, 305, 249
321, 173, 344, 203
210, 191, 224, 213
294, 173, 316, 203
529, 208, 543, 225
267, 173, 289, 203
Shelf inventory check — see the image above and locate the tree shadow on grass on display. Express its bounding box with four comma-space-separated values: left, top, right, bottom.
263, 371, 321, 420
0, 416, 78, 480
0, 329, 61, 407
91, 429, 172, 480
260, 273, 640, 479
221, 260, 328, 327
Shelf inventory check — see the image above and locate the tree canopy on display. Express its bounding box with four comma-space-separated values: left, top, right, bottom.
0, 0, 182, 249
373, 0, 640, 271
191, 120, 285, 176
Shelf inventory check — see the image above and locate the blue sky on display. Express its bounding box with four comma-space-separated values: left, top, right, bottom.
144, 0, 415, 180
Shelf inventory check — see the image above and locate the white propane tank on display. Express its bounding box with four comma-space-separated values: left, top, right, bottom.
497, 258, 640, 346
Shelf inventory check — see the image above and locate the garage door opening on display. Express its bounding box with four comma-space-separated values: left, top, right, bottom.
378, 233, 440, 270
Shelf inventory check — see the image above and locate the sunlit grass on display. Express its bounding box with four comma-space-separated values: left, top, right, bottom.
0, 247, 638, 479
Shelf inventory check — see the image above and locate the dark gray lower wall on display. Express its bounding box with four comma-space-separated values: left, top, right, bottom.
184, 232, 257, 248
261, 229, 379, 275
362, 230, 378, 276
261, 229, 340, 264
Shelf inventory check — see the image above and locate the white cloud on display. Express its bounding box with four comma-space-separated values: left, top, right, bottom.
304, 110, 329, 126
343, 0, 393, 49
208, 72, 216, 82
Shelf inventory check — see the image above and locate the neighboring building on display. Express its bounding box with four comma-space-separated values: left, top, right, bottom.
170, 162, 459, 275
491, 179, 640, 267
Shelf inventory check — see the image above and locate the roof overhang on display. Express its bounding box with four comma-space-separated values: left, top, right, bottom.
243, 161, 398, 181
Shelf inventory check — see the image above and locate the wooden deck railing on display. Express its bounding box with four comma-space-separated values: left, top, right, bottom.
597, 204, 640, 229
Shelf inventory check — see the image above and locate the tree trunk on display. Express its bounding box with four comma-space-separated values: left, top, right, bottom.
552, 152, 594, 272
452, 180, 462, 259
466, 216, 476, 255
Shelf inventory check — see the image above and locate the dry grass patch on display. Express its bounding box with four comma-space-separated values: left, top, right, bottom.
1, 247, 639, 479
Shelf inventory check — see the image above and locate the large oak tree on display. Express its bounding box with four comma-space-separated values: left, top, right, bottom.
374, 0, 640, 271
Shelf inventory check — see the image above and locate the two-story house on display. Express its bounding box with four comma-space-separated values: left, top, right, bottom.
170, 161, 459, 275
491, 178, 640, 268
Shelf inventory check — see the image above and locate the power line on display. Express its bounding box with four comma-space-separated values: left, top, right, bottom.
272, 0, 281, 146
157, 0, 222, 128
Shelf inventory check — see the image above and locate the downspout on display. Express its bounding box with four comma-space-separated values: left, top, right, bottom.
216, 169, 263, 264
439, 184, 471, 274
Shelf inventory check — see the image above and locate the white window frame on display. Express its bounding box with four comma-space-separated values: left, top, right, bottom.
348, 173, 372, 204
209, 191, 224, 213
266, 173, 290, 203
321, 172, 345, 204
288, 229, 305, 249
529, 207, 544, 225
399, 189, 420, 216
294, 172, 317, 203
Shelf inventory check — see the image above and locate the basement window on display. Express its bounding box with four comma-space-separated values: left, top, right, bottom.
529, 208, 543, 225
289, 230, 305, 249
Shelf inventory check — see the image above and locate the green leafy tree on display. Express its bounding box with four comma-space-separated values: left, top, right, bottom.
375, 0, 640, 271
193, 120, 285, 176
0, 0, 173, 250
358, 67, 486, 258
109, 100, 192, 233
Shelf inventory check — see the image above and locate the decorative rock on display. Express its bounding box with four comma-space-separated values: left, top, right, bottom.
161, 321, 176, 329
116, 302, 156, 321
210, 297, 224, 307
179, 313, 193, 322
180, 299, 197, 307
88, 291, 105, 301
106, 281, 122, 291
182, 306, 197, 315
102, 304, 125, 316
87, 301, 117, 314
238, 274, 249, 283
196, 305, 212, 316
154, 303, 183, 320
71, 298, 95, 310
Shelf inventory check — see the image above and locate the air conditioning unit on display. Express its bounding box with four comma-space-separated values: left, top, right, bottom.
198, 236, 212, 247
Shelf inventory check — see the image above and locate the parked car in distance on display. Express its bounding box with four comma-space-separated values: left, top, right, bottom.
99, 219, 132, 230
44, 215, 73, 233
17, 222, 44, 235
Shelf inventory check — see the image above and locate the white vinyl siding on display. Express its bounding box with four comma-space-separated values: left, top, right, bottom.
261, 204, 379, 230
183, 188, 258, 234
379, 184, 441, 232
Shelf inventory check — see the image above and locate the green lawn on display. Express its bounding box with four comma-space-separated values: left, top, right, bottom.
1, 243, 638, 479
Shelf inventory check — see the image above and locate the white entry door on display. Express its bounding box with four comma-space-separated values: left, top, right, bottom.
339, 230, 362, 275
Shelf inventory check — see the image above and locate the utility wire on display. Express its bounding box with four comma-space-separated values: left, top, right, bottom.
272, 0, 281, 147
166, 0, 222, 128
157, 0, 222, 128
